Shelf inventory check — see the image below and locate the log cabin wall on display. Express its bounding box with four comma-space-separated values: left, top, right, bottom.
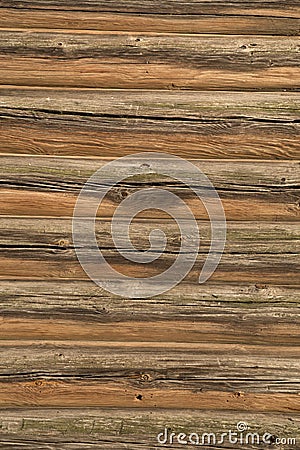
0, 1, 299, 448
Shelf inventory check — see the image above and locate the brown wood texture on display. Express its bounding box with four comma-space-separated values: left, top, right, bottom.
0, 409, 299, 449
1, 217, 299, 253
0, 0, 299, 17
0, 31, 299, 89
0, 1, 299, 449
1, 0, 300, 36
0, 10, 299, 35
0, 157, 299, 220
1, 283, 300, 343
0, 89, 299, 159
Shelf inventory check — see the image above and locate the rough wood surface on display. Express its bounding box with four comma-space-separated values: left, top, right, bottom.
0, 156, 299, 221
1, 280, 299, 411
2, 89, 299, 120
0, 217, 298, 254
0, 31, 299, 89
0, 0, 299, 17
0, 281, 299, 342
0, 10, 299, 35
0, 249, 299, 282
1, 339, 300, 392
1, 89, 298, 159
1, 280, 299, 314
0, 409, 299, 449
0, 380, 300, 410
0, 1, 299, 447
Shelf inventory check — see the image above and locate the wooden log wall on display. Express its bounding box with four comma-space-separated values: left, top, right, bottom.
0, 0, 299, 448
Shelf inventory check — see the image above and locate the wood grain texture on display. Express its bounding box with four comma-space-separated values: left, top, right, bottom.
1, 280, 299, 315
0, 336, 300, 409
1, 340, 300, 393
0, 31, 299, 89
0, 216, 299, 282
0, 380, 300, 410
0, 280, 299, 411
0, 409, 299, 450
0, 187, 299, 221
0, 0, 300, 446
0, 0, 299, 17
0, 89, 299, 159
1, 217, 299, 254
0, 156, 299, 221
0, 281, 299, 342
0, 249, 299, 282
1, 88, 299, 119
0, 10, 299, 35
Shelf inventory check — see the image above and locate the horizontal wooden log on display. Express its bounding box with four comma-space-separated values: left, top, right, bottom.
0, 89, 299, 159
1, 88, 299, 120
0, 13, 299, 36
2, 314, 300, 345
0, 409, 299, 449
0, 32, 299, 89
0, 280, 299, 317
2, 116, 298, 159
0, 249, 299, 283
1, 154, 299, 188
0, 157, 299, 220
1, 188, 299, 220
0, 218, 299, 254
0, 341, 300, 393
0, 0, 299, 17
0, 280, 299, 335
0, 379, 300, 410
0, 283, 300, 342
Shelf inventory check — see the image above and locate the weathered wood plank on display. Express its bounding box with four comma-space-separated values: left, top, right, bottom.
1, 281, 298, 366
1, 156, 299, 189
0, 409, 299, 449
0, 296, 300, 341
0, 218, 299, 254
1, 316, 300, 344
0, 157, 299, 220
0, 32, 299, 89
0, 249, 298, 283
0, 0, 299, 17
2, 116, 298, 159
0, 379, 299, 410
0, 5, 298, 437
1, 280, 299, 314
0, 281, 299, 336
1, 341, 300, 393
0, 89, 298, 159
1, 188, 299, 220
0, 13, 299, 35
1, 89, 299, 120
